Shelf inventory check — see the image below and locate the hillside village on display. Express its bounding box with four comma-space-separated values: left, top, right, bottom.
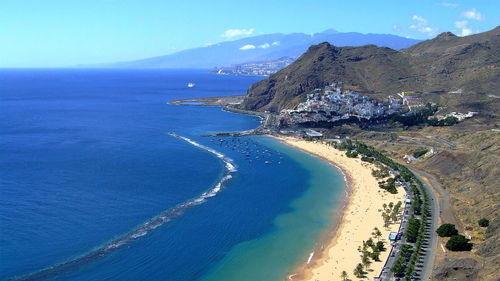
278, 82, 409, 126
276, 82, 480, 128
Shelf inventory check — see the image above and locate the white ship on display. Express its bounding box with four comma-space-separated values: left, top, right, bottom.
187, 83, 195, 88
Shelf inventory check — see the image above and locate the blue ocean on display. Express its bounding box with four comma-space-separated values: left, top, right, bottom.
0, 69, 345, 281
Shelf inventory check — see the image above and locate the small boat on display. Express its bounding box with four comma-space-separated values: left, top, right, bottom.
187, 83, 195, 88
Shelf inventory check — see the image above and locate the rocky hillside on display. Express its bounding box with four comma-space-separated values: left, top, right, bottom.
417, 128, 500, 281
241, 26, 500, 114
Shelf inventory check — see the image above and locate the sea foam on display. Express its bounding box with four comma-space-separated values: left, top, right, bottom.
16, 133, 236, 281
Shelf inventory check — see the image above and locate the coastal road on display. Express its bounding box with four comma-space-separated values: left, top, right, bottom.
411, 168, 462, 230
408, 167, 440, 281
378, 168, 440, 281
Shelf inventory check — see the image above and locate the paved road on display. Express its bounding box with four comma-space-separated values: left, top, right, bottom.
411, 168, 462, 230
430, 136, 456, 149
378, 200, 412, 280
377, 167, 440, 281
409, 167, 440, 281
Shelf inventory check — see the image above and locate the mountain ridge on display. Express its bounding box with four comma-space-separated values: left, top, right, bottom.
241, 26, 500, 114
94, 30, 421, 69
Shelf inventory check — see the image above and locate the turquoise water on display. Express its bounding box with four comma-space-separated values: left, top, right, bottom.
201, 137, 345, 281
0, 69, 345, 281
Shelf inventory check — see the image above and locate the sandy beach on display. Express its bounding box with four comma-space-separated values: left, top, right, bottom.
276, 137, 406, 281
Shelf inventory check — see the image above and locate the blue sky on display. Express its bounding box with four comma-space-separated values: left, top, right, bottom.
0, 0, 498, 67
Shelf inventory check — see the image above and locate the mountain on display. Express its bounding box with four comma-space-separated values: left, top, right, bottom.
101, 30, 421, 69
238, 26, 500, 281
241, 26, 500, 114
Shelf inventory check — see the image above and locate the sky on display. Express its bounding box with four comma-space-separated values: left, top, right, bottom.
0, 0, 498, 67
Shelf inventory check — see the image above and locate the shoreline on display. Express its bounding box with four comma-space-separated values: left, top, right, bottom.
274, 136, 405, 281
269, 135, 353, 280
168, 95, 246, 107
171, 98, 406, 280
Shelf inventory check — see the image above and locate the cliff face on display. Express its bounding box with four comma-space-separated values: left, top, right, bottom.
241, 26, 500, 113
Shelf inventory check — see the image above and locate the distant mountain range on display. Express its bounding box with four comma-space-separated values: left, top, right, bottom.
241, 26, 500, 114
98, 29, 421, 69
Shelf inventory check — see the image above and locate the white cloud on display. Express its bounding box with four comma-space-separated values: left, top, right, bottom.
440, 2, 458, 8
239, 44, 256, 50
240, 42, 278, 50
455, 20, 468, 29
455, 20, 472, 36
221, 28, 255, 39
462, 8, 484, 21
393, 24, 400, 31
204, 42, 213, 47
409, 15, 439, 36
461, 28, 472, 36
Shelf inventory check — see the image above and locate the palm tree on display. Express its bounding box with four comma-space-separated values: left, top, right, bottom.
366, 238, 374, 247
362, 254, 372, 271
354, 263, 364, 278
374, 228, 382, 241
382, 213, 390, 228
341, 270, 348, 281
391, 212, 398, 222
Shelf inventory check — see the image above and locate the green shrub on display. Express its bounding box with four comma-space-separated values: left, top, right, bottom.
436, 224, 458, 237
361, 156, 374, 163
412, 148, 429, 158
445, 235, 473, 251
478, 218, 490, 227
345, 150, 358, 158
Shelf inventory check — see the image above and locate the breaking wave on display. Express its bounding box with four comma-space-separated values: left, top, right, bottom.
15, 133, 236, 281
